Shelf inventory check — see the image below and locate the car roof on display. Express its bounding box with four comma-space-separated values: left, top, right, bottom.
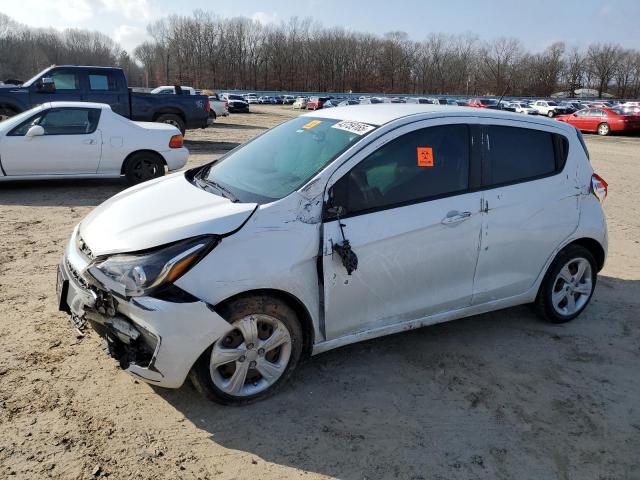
302, 104, 574, 133
46, 101, 112, 110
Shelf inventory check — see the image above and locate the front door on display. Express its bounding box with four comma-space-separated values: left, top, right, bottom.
321, 123, 483, 340
30, 68, 83, 104
1, 107, 102, 175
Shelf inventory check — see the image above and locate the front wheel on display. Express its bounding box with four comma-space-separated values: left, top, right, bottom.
533, 245, 597, 323
597, 123, 611, 136
190, 295, 303, 405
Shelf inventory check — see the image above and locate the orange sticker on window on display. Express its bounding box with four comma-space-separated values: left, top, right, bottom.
303, 120, 322, 129
417, 147, 434, 167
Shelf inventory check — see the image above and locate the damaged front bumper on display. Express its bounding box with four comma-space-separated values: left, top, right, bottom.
57, 231, 232, 389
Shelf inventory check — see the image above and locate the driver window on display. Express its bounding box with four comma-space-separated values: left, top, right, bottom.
333, 124, 470, 215
49, 71, 79, 90
34, 108, 100, 135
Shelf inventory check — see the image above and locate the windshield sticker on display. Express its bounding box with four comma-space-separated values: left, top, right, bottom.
331, 120, 375, 135
417, 147, 434, 167
303, 120, 322, 129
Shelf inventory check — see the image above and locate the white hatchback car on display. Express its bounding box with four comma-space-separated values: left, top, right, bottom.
0, 102, 188, 184
57, 105, 608, 404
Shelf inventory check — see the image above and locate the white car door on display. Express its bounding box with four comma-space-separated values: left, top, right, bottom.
1, 107, 102, 176
321, 121, 483, 340
472, 121, 579, 304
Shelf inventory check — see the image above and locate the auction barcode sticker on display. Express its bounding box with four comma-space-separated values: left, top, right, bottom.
331, 120, 375, 135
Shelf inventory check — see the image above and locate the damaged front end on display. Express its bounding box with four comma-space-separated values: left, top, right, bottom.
57, 228, 233, 388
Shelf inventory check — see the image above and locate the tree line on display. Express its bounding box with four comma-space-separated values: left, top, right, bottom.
2, 11, 640, 98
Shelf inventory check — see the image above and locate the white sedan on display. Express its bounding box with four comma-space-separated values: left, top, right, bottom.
0, 102, 188, 184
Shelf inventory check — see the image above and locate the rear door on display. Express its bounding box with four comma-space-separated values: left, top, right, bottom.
84, 70, 129, 117
1, 107, 102, 175
472, 122, 578, 304
322, 120, 483, 339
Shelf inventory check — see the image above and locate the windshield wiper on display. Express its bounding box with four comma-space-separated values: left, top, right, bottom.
196, 175, 239, 203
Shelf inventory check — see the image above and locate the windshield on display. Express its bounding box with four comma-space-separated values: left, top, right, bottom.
548, 101, 558, 106
21, 68, 51, 87
229, 95, 244, 101
201, 116, 375, 203
481, 99, 498, 105
0, 104, 44, 129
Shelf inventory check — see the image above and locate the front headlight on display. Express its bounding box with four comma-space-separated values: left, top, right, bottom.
87, 236, 218, 297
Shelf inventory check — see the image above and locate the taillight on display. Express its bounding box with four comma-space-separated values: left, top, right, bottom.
169, 134, 183, 148
204, 98, 210, 112
591, 173, 608, 202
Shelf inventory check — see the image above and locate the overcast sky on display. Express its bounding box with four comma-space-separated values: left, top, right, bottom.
2, 0, 639, 53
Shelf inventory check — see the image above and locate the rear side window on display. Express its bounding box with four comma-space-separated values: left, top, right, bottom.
485, 126, 557, 186
89, 73, 118, 91
333, 124, 470, 215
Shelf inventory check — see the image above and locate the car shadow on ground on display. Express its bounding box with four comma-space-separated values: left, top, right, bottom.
156, 275, 640, 479
0, 178, 126, 207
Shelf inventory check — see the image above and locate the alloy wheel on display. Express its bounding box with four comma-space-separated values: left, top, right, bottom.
551, 257, 593, 316
209, 314, 292, 397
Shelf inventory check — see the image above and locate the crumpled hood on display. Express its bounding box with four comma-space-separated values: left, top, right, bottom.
80, 173, 257, 255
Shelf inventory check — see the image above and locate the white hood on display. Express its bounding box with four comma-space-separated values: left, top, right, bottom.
80, 173, 257, 255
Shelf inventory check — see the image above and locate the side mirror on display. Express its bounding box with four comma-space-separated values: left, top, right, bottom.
326, 205, 345, 217
26, 125, 45, 137
36, 77, 56, 93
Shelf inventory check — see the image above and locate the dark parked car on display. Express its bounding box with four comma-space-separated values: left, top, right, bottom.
0, 66, 211, 134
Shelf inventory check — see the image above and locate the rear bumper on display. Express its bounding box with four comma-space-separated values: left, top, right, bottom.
58, 230, 232, 388
162, 148, 188, 171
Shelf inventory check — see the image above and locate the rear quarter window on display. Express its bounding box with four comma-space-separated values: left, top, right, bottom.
485, 125, 558, 186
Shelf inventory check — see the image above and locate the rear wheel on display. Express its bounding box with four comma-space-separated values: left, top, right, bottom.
534, 245, 597, 323
155, 113, 186, 135
190, 295, 303, 405
123, 152, 165, 184
547, 110, 555, 118
597, 122, 610, 136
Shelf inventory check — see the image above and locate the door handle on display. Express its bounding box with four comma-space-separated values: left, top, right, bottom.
83, 139, 96, 145
441, 211, 472, 225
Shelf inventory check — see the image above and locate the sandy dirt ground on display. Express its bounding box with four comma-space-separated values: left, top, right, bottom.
0, 106, 638, 480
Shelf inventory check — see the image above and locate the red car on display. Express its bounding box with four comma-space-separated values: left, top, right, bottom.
466, 98, 500, 109
556, 107, 640, 136
306, 96, 330, 110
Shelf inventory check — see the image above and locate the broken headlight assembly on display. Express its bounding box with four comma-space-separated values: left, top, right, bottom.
87, 236, 218, 298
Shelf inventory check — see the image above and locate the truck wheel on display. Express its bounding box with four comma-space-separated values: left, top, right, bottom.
156, 114, 186, 135
547, 110, 555, 118
0, 107, 16, 122
124, 152, 165, 184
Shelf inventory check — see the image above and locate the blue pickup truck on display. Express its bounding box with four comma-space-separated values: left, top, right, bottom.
0, 66, 211, 134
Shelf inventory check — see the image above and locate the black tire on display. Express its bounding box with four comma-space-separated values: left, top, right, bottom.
597, 122, 610, 136
190, 295, 303, 405
533, 245, 597, 324
0, 106, 17, 122
155, 113, 186, 135
547, 110, 555, 118
211, 111, 217, 121
123, 152, 165, 185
